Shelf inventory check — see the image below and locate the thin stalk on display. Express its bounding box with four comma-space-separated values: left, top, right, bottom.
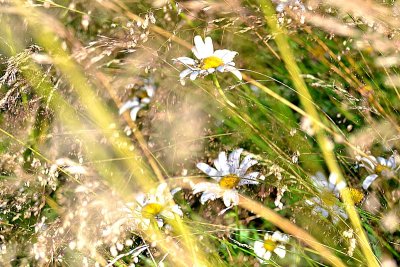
258, 0, 379, 266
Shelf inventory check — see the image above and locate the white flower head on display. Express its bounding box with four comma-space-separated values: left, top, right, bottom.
119, 78, 157, 121
193, 148, 264, 210
254, 231, 289, 263
357, 154, 397, 190
173, 35, 242, 85
131, 183, 183, 230
306, 172, 348, 224
274, 0, 305, 13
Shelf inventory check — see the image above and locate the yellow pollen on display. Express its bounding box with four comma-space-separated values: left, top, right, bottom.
375, 164, 390, 174
320, 191, 337, 207
201, 56, 224, 70
263, 239, 277, 252
219, 174, 240, 189
343, 188, 365, 205
141, 203, 163, 219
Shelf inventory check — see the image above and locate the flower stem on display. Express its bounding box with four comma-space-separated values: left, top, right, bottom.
213, 74, 237, 109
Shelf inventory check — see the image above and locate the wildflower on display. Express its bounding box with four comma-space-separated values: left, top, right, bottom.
305, 172, 348, 224
193, 148, 264, 210
119, 79, 156, 121
132, 183, 183, 229
274, 0, 305, 13
173, 35, 242, 85
358, 154, 397, 190
254, 231, 289, 263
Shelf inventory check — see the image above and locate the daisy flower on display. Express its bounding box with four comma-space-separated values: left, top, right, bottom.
173, 35, 242, 85
254, 231, 289, 263
131, 183, 183, 230
357, 154, 397, 190
306, 172, 349, 224
119, 79, 156, 121
193, 148, 264, 210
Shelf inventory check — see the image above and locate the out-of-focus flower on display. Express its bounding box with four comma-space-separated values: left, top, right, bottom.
357, 154, 397, 190
173, 35, 242, 85
119, 79, 156, 121
131, 183, 182, 230
193, 148, 264, 211
274, 0, 305, 13
306, 172, 348, 224
254, 231, 289, 262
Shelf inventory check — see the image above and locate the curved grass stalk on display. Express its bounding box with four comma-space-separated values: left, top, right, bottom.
239, 194, 346, 267
257, 0, 379, 265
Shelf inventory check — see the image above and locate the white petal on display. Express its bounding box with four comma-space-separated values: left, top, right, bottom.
362, 174, 379, 190
213, 49, 238, 64
171, 205, 183, 216
311, 172, 328, 190
196, 162, 220, 180
193, 35, 212, 59
239, 172, 260, 185
272, 231, 288, 243
190, 71, 199, 81
377, 157, 386, 166
274, 245, 286, 258
313, 206, 329, 218
360, 156, 377, 172
223, 190, 239, 207
253, 241, 265, 257
226, 66, 242, 80
174, 56, 196, 66
238, 155, 258, 176
179, 68, 193, 79
217, 152, 230, 174
228, 148, 243, 173
204, 36, 214, 57
387, 155, 396, 169
129, 106, 141, 121
200, 191, 218, 204
263, 251, 272, 260
119, 99, 139, 114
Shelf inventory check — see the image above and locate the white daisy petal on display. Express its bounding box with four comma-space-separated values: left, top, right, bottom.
362, 174, 379, 190
239, 172, 260, 185
225, 66, 242, 80
175, 56, 196, 66
223, 190, 239, 207
204, 36, 214, 57
387, 155, 396, 169
193, 35, 209, 59
263, 251, 272, 260
190, 71, 199, 81
217, 152, 230, 174
377, 157, 386, 166
200, 191, 218, 204
274, 245, 286, 258
254, 241, 265, 256
196, 162, 220, 180
129, 106, 141, 121
119, 99, 139, 114
213, 49, 238, 64
228, 148, 243, 172
179, 68, 193, 79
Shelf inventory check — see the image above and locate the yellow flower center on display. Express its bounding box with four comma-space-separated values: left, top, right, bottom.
343, 188, 365, 205
218, 174, 240, 189
141, 203, 163, 219
201, 56, 224, 70
375, 164, 390, 175
320, 191, 337, 207
263, 239, 277, 252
